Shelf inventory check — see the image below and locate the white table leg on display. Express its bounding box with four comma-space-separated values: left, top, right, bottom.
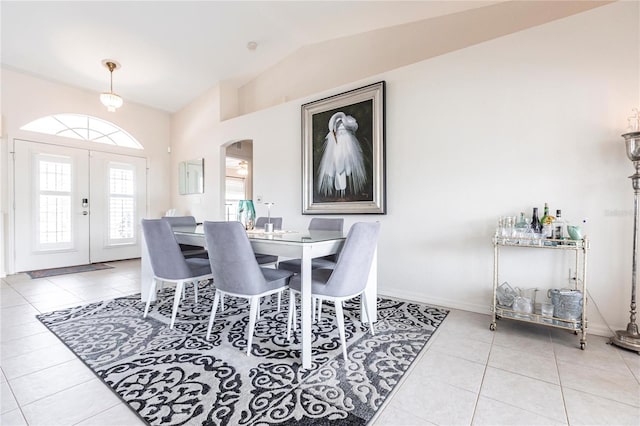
361, 247, 378, 323
300, 246, 312, 369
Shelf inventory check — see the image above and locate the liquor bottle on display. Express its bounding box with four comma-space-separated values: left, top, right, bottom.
514, 212, 529, 244
540, 203, 555, 238
515, 212, 528, 231
531, 207, 542, 234
553, 209, 566, 241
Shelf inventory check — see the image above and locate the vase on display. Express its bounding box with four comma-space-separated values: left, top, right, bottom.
238, 200, 256, 230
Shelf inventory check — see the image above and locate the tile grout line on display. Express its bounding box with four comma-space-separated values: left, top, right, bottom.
70, 402, 124, 426
552, 332, 640, 410
551, 332, 572, 426
616, 346, 640, 386
469, 322, 495, 426
3, 373, 30, 425
11, 375, 97, 413
370, 311, 453, 425
473, 325, 572, 425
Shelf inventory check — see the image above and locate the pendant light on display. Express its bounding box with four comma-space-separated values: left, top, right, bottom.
100, 60, 123, 112
237, 160, 249, 176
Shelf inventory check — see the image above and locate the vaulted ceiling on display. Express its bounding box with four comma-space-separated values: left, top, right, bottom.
1, 1, 611, 114
1, 1, 502, 112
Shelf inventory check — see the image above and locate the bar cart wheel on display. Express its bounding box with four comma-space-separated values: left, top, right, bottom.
580, 342, 586, 350
490, 322, 496, 331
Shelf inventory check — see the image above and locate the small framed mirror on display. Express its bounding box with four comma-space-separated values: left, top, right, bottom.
179, 158, 204, 194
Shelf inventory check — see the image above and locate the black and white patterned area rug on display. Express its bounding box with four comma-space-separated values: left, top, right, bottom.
37, 284, 448, 425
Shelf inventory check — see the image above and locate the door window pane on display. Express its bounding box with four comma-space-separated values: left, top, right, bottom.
108, 164, 135, 243
40, 160, 71, 192
36, 156, 73, 250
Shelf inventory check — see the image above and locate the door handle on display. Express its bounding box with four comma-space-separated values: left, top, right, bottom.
82, 211, 89, 216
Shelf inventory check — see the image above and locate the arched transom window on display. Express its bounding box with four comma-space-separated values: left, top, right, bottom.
21, 114, 143, 149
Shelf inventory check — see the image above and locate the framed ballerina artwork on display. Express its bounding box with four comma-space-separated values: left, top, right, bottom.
301, 81, 386, 214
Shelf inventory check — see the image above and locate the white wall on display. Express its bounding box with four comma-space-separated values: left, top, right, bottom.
0, 68, 172, 274
171, 2, 639, 336
236, 0, 610, 116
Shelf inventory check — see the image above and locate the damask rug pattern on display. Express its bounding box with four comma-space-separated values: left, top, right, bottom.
37, 284, 449, 425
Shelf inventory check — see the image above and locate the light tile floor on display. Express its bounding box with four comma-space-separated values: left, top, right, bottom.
0, 259, 638, 425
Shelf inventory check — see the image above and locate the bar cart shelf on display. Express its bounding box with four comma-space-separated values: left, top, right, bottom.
490, 236, 590, 350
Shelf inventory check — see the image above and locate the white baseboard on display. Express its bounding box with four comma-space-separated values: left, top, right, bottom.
378, 288, 620, 339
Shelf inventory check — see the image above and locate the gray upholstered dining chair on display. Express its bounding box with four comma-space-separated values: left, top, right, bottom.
278, 217, 344, 320
286, 222, 380, 362
141, 219, 214, 328
253, 217, 283, 266
161, 215, 208, 259
277, 218, 344, 273
203, 221, 294, 355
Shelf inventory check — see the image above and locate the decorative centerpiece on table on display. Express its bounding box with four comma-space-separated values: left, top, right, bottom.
238, 200, 256, 230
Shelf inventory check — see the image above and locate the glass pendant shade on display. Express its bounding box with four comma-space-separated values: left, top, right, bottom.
100, 92, 123, 112
100, 60, 123, 112
237, 161, 249, 176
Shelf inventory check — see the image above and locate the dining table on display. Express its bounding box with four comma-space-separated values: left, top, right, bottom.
140, 224, 378, 369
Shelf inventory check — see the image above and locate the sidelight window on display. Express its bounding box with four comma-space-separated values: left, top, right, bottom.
108, 163, 136, 244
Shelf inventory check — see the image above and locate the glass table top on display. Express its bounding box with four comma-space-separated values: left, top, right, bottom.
172, 225, 345, 243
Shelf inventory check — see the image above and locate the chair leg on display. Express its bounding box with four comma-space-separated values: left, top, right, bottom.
206, 291, 221, 340
316, 297, 323, 322
334, 301, 348, 362
170, 281, 184, 329
221, 294, 225, 311
143, 278, 157, 318
362, 293, 375, 335
276, 292, 281, 312
312, 297, 316, 322
286, 290, 296, 340
193, 281, 199, 305
247, 297, 259, 356
292, 291, 298, 331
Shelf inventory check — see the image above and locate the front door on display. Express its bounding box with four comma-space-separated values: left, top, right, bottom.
13, 140, 147, 272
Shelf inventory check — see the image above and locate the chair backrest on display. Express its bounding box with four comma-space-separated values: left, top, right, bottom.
162, 216, 197, 227
255, 217, 283, 230
309, 218, 343, 232
323, 222, 381, 297
203, 221, 266, 295
141, 219, 192, 280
